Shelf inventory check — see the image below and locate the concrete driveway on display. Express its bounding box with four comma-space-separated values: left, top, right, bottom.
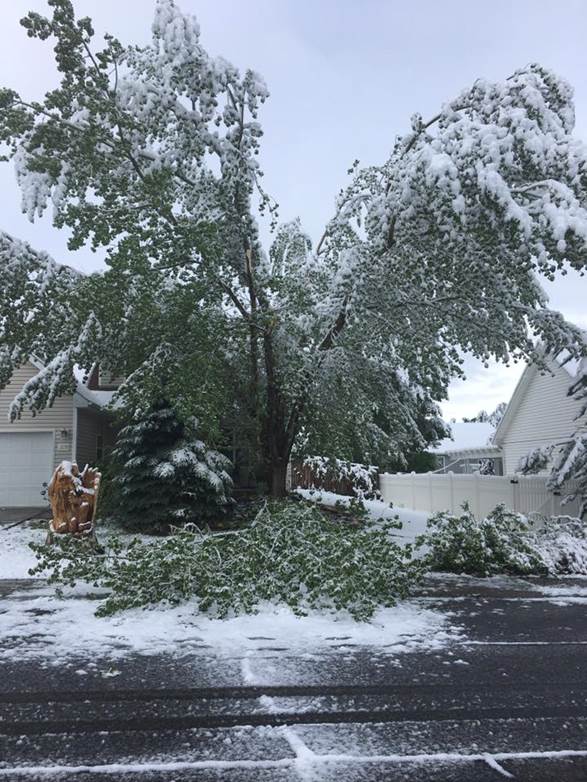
0, 507, 50, 525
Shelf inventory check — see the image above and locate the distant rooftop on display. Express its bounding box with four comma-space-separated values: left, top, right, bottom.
430, 421, 495, 455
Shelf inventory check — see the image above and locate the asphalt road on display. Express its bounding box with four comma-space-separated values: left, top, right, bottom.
1, 576, 586, 780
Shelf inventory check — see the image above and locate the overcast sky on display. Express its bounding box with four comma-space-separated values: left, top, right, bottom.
1, 0, 586, 421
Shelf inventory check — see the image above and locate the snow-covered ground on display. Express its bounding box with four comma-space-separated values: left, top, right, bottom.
0, 523, 155, 580
296, 488, 430, 543
0, 584, 462, 664
0, 523, 46, 579
0, 519, 460, 663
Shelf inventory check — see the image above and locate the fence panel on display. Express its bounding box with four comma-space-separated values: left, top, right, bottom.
291, 461, 380, 498
379, 472, 581, 518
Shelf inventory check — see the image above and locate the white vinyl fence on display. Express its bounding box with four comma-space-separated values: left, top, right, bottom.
379, 472, 581, 519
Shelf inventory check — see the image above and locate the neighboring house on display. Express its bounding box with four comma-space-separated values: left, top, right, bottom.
430, 421, 503, 475
0, 361, 118, 506
493, 353, 587, 476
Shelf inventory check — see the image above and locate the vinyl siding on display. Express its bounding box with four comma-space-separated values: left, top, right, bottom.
0, 362, 74, 469
76, 408, 117, 468
500, 362, 583, 475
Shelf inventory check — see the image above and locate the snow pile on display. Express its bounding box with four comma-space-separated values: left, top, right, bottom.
297, 488, 430, 544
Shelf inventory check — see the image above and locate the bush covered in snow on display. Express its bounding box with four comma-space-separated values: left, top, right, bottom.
532, 515, 587, 575
418, 504, 587, 577
29, 501, 423, 620
106, 399, 232, 532
418, 504, 546, 576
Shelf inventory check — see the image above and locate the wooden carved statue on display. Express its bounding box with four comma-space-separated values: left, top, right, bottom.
47, 461, 101, 542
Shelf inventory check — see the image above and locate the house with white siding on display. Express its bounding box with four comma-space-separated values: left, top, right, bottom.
427, 348, 585, 480
493, 353, 586, 476
0, 361, 117, 506
381, 351, 586, 518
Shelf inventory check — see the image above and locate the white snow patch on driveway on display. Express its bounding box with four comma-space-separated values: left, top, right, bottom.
533, 583, 587, 597
0, 587, 461, 663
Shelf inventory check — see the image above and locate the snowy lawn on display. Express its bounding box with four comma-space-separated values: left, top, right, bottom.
0, 522, 156, 580
0, 522, 48, 579
296, 488, 430, 544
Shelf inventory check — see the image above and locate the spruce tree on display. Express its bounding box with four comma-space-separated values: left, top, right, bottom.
109, 399, 232, 531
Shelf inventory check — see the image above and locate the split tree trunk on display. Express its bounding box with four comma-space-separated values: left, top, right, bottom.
47, 462, 101, 538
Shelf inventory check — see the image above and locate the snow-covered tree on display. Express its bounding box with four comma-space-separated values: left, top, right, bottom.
549, 369, 587, 517
463, 402, 507, 426
1, 0, 587, 496
108, 397, 232, 531
478, 458, 496, 476
517, 445, 553, 475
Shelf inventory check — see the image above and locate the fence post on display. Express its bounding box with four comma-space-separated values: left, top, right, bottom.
511, 478, 519, 513
449, 472, 455, 514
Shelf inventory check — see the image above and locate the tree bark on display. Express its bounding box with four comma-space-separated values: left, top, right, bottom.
262, 410, 293, 498
269, 457, 289, 498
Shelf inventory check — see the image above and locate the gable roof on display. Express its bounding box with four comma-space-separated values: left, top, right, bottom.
430, 421, 496, 455
493, 348, 587, 446
73, 365, 117, 409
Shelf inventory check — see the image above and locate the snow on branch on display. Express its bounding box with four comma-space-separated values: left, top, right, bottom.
9, 312, 101, 421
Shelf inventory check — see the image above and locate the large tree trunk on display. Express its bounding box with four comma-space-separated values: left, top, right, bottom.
269, 458, 289, 498
262, 415, 293, 498
261, 327, 295, 498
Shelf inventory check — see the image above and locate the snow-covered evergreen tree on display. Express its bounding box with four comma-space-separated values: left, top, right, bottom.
1, 0, 587, 496
109, 398, 232, 531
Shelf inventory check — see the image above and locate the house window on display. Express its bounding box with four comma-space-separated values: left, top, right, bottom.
96, 434, 104, 462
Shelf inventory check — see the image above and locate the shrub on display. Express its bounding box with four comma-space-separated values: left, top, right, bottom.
417, 503, 548, 576
533, 515, 587, 574
29, 501, 423, 620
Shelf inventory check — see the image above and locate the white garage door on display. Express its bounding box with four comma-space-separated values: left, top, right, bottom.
0, 432, 53, 507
